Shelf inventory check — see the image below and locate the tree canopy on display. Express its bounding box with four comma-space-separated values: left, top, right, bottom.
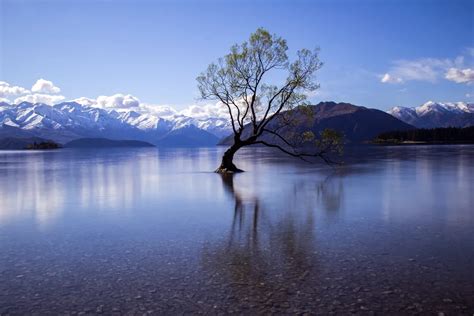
197, 28, 343, 172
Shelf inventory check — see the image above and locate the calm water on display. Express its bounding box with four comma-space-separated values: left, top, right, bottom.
0, 145, 473, 314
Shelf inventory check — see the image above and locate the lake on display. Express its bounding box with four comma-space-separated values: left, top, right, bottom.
0, 145, 473, 314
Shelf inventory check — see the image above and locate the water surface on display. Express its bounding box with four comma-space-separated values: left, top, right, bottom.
0, 145, 473, 314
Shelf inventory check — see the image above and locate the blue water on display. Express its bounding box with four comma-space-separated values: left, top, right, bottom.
0, 145, 473, 314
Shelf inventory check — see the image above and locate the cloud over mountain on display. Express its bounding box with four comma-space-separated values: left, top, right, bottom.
0, 81, 29, 98
72, 97, 97, 107
140, 104, 178, 117
96, 94, 140, 109
179, 103, 229, 120
31, 79, 61, 94
2, 79, 64, 105
14, 93, 65, 105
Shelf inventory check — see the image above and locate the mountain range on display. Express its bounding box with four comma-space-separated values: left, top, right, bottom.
388, 101, 474, 128
0, 101, 223, 146
1, 100, 472, 147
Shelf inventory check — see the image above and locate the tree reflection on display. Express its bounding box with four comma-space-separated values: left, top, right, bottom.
317, 174, 344, 213
200, 173, 344, 310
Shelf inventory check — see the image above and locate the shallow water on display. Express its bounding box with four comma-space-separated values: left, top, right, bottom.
0, 145, 473, 314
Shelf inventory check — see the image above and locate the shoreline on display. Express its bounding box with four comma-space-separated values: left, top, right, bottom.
372, 140, 474, 146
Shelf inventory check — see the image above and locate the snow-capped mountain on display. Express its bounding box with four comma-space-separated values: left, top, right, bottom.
388, 101, 474, 128
0, 101, 231, 145
164, 114, 231, 138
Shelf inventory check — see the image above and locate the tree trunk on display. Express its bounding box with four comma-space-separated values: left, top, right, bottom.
215, 142, 244, 173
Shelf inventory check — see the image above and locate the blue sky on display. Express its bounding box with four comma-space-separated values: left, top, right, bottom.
1, 0, 473, 111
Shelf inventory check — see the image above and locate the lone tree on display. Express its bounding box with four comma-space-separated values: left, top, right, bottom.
197, 28, 343, 173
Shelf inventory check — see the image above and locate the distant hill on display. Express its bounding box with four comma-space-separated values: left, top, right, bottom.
64, 138, 155, 148
220, 102, 414, 145
157, 125, 219, 147
388, 101, 474, 128
0, 137, 59, 150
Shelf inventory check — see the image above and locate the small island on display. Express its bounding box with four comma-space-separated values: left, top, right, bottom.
0, 137, 61, 150
26, 141, 61, 150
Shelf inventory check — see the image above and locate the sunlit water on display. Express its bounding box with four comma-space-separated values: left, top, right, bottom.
0, 145, 473, 314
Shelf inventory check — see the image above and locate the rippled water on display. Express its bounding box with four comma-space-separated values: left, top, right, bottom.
0, 145, 473, 314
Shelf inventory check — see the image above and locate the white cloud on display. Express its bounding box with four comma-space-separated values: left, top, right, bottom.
71, 97, 97, 107
138, 102, 231, 120
380, 55, 469, 84
381, 73, 403, 84
14, 94, 65, 105
0, 81, 30, 98
445, 68, 474, 84
67, 94, 238, 121
31, 79, 61, 94
180, 103, 229, 119
0, 80, 233, 120
0, 79, 65, 105
140, 104, 178, 117
69, 95, 142, 110
96, 94, 140, 109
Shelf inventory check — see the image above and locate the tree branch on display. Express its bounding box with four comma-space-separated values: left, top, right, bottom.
254, 140, 341, 166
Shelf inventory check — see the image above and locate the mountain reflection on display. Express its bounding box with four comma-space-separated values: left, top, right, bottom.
0, 150, 159, 228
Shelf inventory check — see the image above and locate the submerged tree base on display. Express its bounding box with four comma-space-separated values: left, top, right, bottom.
216, 143, 244, 173
214, 165, 244, 173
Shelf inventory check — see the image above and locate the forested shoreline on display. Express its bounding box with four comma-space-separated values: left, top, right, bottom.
374, 126, 474, 144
